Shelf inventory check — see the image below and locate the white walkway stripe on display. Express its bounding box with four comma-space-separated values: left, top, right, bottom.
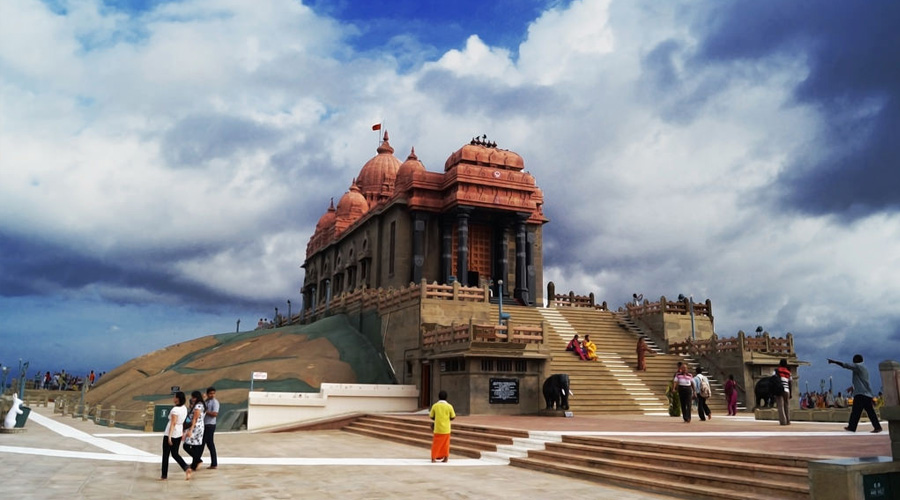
27, 411, 154, 457
540, 431, 874, 437
0, 445, 500, 466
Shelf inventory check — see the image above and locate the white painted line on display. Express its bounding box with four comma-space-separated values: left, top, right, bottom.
543, 431, 876, 438
27, 411, 154, 457
0, 446, 501, 466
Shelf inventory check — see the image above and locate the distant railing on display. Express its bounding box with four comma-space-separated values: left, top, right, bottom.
668, 331, 794, 356
422, 319, 545, 349
545, 282, 608, 310
625, 295, 712, 318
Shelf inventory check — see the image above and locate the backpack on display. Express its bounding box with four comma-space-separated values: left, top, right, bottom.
699, 376, 711, 398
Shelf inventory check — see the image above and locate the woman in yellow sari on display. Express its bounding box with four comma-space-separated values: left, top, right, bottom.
583, 334, 598, 361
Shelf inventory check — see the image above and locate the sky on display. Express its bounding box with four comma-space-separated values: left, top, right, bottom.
2, 0, 899, 394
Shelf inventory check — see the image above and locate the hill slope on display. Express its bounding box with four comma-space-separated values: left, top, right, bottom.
85, 315, 393, 429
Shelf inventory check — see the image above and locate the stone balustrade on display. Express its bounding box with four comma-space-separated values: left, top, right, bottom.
668, 330, 794, 356
422, 319, 545, 349
300, 279, 490, 323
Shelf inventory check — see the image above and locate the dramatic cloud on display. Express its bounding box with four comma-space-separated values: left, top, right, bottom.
1, 0, 898, 391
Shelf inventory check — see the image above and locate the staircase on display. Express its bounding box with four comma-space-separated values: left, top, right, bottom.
342, 414, 811, 499
614, 310, 745, 413
343, 414, 551, 463
539, 308, 669, 414
510, 435, 811, 500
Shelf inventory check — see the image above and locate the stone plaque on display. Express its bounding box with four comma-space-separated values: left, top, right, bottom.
489, 378, 519, 404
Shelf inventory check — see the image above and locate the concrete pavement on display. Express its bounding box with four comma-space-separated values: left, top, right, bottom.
0, 406, 890, 499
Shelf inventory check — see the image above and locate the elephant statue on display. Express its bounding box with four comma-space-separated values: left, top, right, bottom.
542, 374, 570, 410
754, 375, 781, 408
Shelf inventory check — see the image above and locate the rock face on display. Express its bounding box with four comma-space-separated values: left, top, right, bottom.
85, 315, 394, 429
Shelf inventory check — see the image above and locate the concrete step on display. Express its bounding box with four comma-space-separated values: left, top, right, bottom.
511, 434, 810, 499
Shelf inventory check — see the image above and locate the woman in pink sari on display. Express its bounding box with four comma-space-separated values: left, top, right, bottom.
724, 374, 738, 415
566, 334, 587, 360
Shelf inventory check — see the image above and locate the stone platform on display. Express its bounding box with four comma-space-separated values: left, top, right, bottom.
0, 406, 891, 499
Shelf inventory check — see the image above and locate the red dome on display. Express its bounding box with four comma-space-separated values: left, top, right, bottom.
336, 181, 369, 223
315, 199, 336, 231
396, 147, 426, 188
357, 131, 401, 204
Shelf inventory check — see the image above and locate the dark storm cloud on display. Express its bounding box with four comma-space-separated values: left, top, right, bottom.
639, 38, 730, 125
416, 69, 564, 117
0, 231, 266, 310
693, 1, 900, 218
161, 113, 282, 167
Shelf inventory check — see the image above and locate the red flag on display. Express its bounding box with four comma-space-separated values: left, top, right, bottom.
372, 123, 381, 131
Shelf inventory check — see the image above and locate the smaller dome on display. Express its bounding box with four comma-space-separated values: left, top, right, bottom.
396, 147, 426, 187
336, 181, 369, 222
315, 199, 336, 231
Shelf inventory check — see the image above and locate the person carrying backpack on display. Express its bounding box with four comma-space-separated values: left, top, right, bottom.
693, 367, 712, 421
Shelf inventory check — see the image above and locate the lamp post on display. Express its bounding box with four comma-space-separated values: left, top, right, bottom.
680, 294, 695, 340
18, 359, 28, 399
236, 319, 241, 333
497, 280, 510, 325
498, 280, 504, 325
274, 307, 279, 327
689, 295, 695, 341
1, 365, 9, 395
287, 300, 292, 325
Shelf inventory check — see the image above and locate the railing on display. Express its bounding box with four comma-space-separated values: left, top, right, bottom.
300, 280, 489, 323
53, 396, 121, 427
422, 319, 545, 349
545, 282, 608, 310
668, 331, 794, 356
625, 295, 712, 318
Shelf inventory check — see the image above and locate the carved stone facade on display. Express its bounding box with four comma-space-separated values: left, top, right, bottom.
301, 133, 549, 311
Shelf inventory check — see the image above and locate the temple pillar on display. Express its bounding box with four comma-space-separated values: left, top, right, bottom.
514, 213, 529, 304
526, 229, 535, 306
496, 225, 509, 297
456, 207, 472, 286
412, 212, 426, 284
441, 218, 453, 284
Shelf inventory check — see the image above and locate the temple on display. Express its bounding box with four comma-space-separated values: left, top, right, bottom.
302, 132, 548, 308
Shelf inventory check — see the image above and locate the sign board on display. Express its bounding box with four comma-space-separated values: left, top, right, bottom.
252, 371, 268, 380
864, 473, 900, 500
170, 386, 180, 393
489, 378, 519, 404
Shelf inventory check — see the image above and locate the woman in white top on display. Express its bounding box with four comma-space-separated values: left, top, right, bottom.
160, 391, 190, 480
183, 390, 206, 475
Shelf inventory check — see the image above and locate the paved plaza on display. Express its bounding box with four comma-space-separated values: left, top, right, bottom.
0, 406, 890, 499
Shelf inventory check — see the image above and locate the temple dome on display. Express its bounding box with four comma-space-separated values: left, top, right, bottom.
315, 199, 336, 231
336, 182, 369, 223
396, 147, 426, 187
357, 131, 401, 204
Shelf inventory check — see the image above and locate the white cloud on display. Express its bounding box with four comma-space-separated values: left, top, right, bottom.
1, 0, 898, 382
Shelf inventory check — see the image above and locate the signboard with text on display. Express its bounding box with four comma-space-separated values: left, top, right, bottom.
489, 378, 519, 404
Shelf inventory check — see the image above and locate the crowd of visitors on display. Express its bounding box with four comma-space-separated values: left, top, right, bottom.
26, 369, 105, 391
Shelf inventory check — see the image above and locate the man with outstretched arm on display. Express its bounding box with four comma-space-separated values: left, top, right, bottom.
827, 355, 883, 433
